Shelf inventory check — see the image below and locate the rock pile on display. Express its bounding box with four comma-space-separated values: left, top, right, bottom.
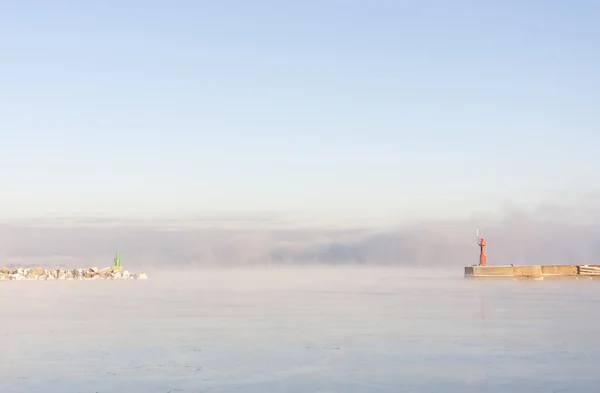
0, 266, 148, 281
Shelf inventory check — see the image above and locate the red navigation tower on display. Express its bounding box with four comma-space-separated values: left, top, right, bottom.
478, 237, 486, 266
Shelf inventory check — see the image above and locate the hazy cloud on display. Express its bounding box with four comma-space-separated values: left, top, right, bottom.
0, 194, 598, 268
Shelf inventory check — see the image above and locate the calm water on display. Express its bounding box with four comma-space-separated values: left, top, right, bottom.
1, 266, 599, 392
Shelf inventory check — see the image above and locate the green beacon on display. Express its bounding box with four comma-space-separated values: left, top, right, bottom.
114, 251, 121, 267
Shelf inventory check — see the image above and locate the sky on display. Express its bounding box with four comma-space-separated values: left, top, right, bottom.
1, 0, 598, 222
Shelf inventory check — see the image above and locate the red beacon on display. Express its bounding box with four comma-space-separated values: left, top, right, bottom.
478, 237, 486, 266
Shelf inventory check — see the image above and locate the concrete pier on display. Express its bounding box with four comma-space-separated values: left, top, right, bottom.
464, 265, 600, 279
466, 234, 600, 279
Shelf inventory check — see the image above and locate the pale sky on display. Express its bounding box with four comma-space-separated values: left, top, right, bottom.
1, 1, 598, 221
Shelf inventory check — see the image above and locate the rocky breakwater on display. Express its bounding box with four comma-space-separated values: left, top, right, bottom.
0, 266, 148, 281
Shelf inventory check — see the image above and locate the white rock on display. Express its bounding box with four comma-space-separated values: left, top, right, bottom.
137, 273, 148, 280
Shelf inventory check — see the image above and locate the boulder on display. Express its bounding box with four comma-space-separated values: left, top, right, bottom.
32, 267, 45, 276
57, 269, 67, 280
99, 268, 112, 278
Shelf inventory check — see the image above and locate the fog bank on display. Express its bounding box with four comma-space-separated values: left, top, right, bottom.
0, 195, 598, 268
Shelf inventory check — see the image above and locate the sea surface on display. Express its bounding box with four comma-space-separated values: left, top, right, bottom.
1, 266, 599, 392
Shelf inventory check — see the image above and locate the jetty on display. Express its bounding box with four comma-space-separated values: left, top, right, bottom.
465, 264, 600, 279
464, 233, 600, 279
0, 252, 148, 281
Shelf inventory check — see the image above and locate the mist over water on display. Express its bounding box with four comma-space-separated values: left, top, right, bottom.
1, 195, 599, 268
1, 197, 599, 391
1, 266, 599, 392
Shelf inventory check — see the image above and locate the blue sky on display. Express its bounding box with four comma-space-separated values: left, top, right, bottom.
0, 1, 598, 221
